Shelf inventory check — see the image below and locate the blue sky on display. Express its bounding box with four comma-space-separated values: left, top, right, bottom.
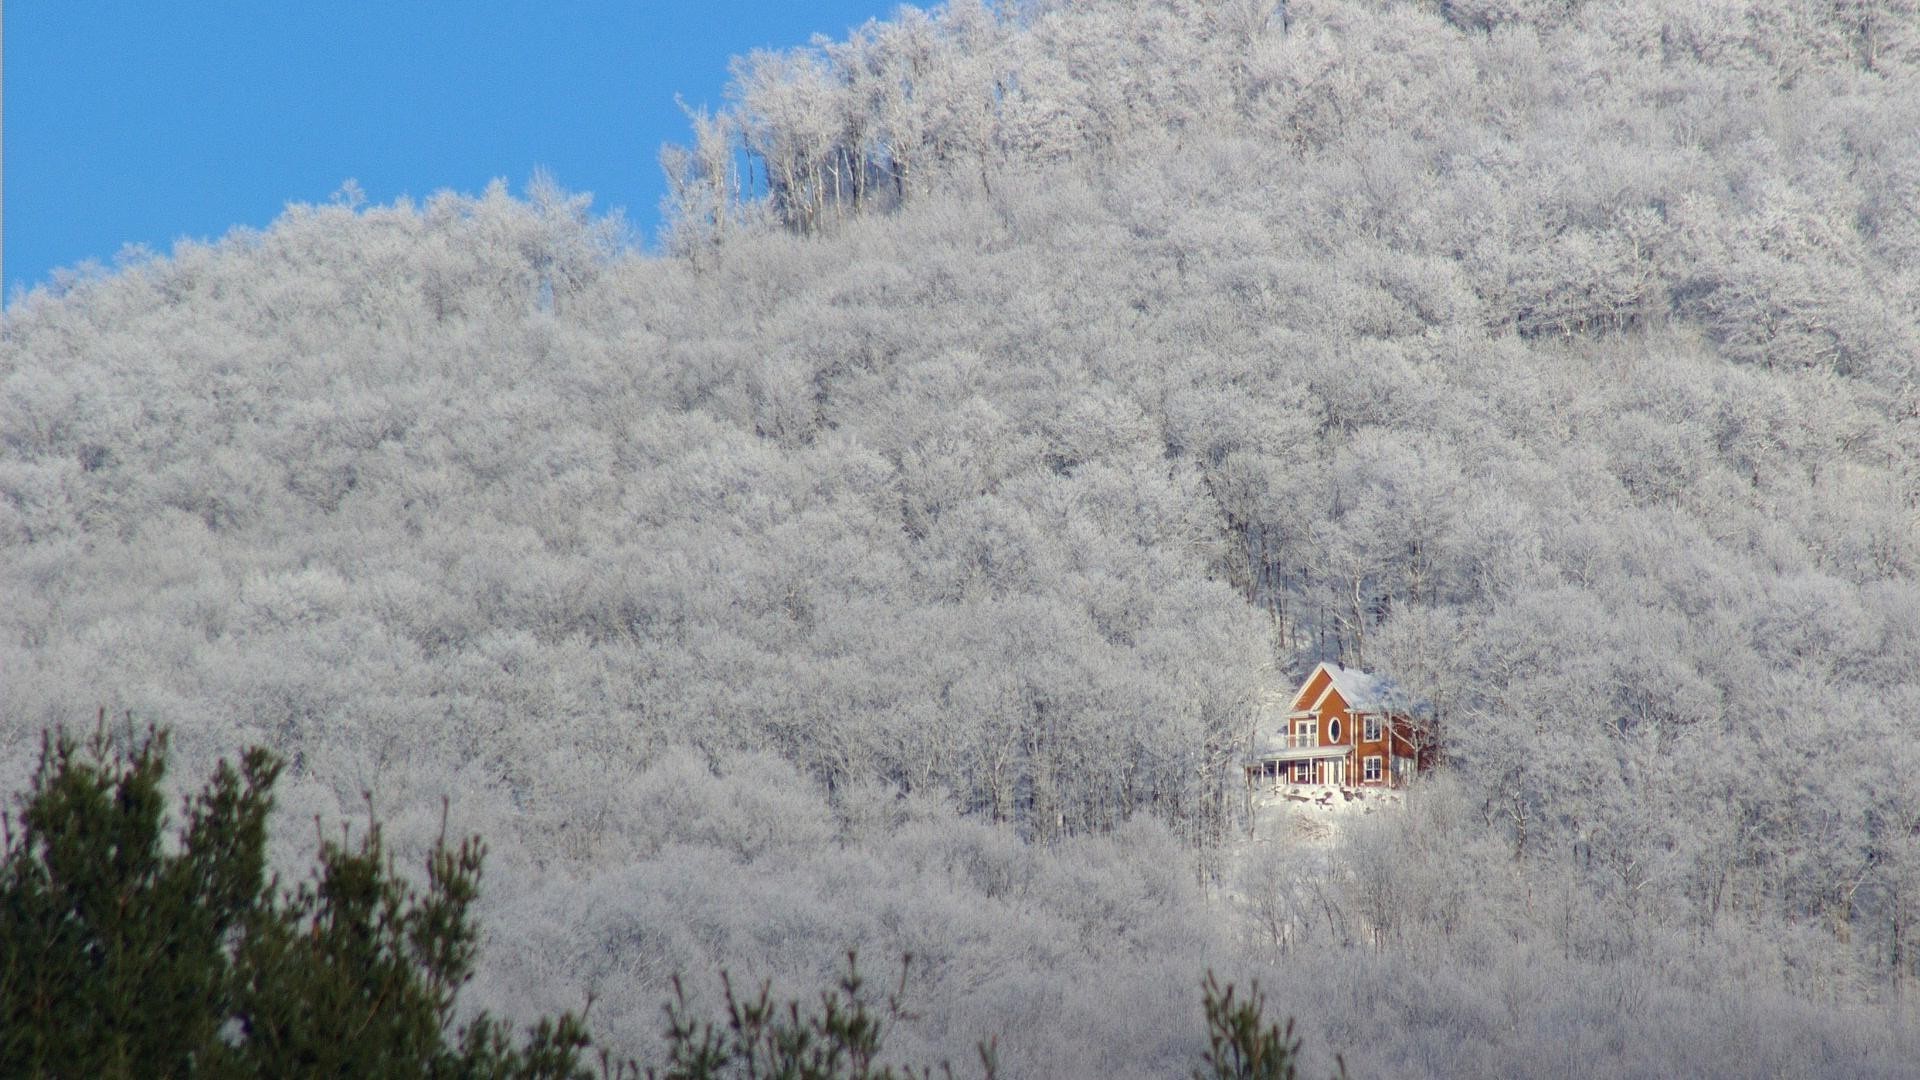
6, 1, 900, 298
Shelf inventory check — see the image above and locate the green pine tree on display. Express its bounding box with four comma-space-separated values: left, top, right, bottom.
1195, 973, 1348, 1080
0, 723, 603, 1079
0, 721, 1345, 1079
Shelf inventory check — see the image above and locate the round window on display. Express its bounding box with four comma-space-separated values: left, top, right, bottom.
1328, 718, 1341, 742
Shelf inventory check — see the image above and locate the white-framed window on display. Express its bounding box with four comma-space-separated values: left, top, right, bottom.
1363, 713, 1382, 741
1363, 755, 1382, 783
1328, 717, 1342, 742
1294, 719, 1316, 747
1292, 760, 1312, 783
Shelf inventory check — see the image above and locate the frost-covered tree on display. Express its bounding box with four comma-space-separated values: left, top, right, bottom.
4, 0, 1920, 1074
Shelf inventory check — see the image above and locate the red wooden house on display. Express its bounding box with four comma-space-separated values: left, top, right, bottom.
1245, 662, 1428, 791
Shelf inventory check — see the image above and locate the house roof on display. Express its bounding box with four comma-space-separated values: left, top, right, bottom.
1248, 742, 1353, 764
1250, 662, 1429, 763
1311, 662, 1425, 716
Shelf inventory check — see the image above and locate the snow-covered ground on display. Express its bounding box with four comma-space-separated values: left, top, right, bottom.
1247, 784, 1404, 848
1214, 786, 1411, 946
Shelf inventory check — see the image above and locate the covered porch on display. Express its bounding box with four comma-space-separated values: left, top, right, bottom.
1245, 743, 1354, 789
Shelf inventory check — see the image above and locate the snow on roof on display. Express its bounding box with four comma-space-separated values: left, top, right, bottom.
1318, 662, 1421, 715
1249, 741, 1353, 763
1248, 663, 1427, 761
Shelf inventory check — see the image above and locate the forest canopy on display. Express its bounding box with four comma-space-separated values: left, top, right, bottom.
2, 1, 1918, 1075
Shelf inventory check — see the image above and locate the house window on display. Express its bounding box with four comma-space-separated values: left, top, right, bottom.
1328, 717, 1342, 742
1294, 720, 1315, 747
1363, 713, 1382, 741
1363, 755, 1382, 783
1292, 760, 1312, 783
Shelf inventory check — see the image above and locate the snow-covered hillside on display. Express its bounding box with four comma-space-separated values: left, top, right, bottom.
4, 1, 1918, 1075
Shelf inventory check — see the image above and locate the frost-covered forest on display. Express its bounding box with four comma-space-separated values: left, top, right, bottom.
5, 0, 1920, 1075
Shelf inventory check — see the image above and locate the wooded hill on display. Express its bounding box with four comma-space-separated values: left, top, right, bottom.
3, 1, 1917, 1075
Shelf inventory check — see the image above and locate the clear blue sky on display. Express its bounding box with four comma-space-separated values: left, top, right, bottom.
6, 1, 899, 298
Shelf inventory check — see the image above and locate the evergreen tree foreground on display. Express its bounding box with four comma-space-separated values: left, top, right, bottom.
0, 722, 599, 1078
0, 725, 1332, 1079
